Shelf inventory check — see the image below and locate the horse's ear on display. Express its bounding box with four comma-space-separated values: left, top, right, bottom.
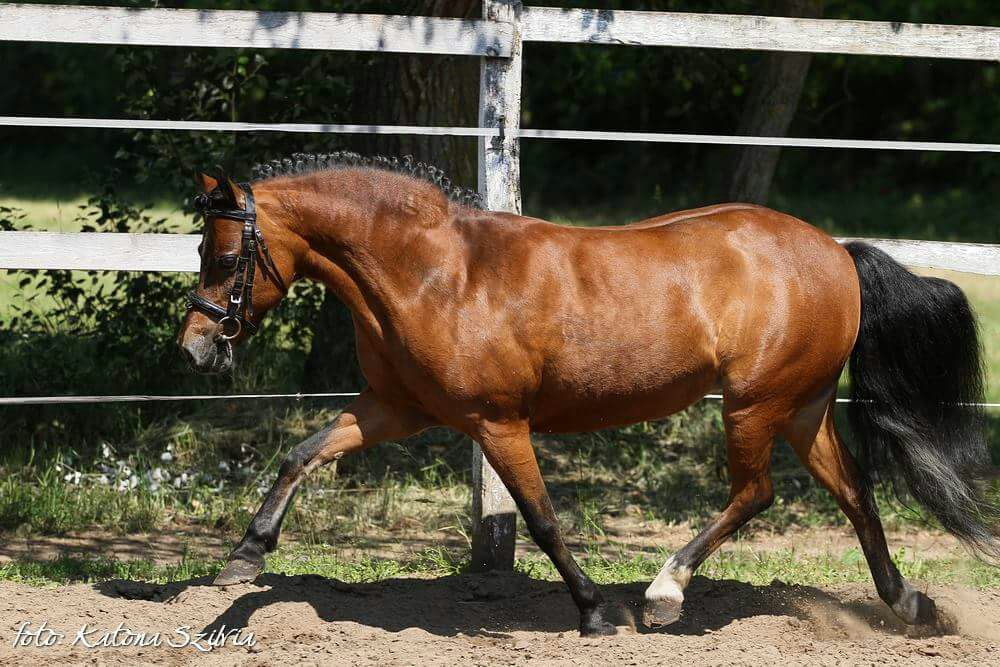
196, 172, 219, 193
214, 165, 239, 205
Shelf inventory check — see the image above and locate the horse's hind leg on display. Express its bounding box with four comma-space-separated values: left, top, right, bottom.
783, 401, 939, 626
214, 390, 430, 585
644, 401, 776, 627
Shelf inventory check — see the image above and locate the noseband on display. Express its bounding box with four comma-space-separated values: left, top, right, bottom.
186, 182, 286, 340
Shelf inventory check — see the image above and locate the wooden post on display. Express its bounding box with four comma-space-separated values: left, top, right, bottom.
471, 0, 522, 572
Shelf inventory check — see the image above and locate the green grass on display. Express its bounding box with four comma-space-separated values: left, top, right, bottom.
1, 544, 996, 590
0, 408, 474, 540
0, 196, 190, 234
1, 400, 994, 549
520, 546, 1000, 590
0, 553, 220, 588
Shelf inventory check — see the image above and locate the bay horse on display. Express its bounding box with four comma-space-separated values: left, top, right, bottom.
177, 153, 997, 636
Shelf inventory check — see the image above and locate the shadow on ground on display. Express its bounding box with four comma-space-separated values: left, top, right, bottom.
92, 571, 928, 640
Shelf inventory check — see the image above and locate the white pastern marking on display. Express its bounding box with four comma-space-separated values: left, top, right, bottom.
645, 556, 692, 602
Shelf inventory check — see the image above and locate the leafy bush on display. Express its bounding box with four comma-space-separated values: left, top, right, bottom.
0, 182, 324, 455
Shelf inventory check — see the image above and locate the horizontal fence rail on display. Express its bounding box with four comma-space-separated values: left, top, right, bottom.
837, 238, 1000, 277
1, 232, 998, 276
3, 4, 999, 61
0, 232, 202, 272
0, 3, 514, 57
521, 7, 1000, 61
3, 117, 1000, 154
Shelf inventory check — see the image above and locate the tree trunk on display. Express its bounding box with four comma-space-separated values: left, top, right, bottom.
728, 0, 824, 204
302, 1, 480, 392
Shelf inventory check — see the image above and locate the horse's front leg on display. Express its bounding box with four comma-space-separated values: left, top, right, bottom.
474, 420, 616, 636
214, 390, 430, 585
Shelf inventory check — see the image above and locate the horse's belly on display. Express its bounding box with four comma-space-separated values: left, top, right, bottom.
529, 346, 718, 433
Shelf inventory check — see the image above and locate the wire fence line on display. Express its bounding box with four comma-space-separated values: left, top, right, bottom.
3, 116, 1000, 153
0, 392, 362, 405
1, 393, 997, 409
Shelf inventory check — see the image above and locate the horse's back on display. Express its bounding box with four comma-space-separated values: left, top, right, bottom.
483, 205, 860, 431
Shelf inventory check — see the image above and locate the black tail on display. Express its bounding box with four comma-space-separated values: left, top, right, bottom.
844, 241, 999, 561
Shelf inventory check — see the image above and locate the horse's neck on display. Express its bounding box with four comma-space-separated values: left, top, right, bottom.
295, 190, 460, 336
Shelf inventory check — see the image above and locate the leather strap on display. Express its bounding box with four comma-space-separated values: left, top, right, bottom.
186, 182, 283, 338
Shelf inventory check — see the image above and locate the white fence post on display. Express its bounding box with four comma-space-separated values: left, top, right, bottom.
471, 0, 523, 572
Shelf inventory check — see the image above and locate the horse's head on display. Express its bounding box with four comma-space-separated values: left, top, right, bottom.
177, 170, 296, 374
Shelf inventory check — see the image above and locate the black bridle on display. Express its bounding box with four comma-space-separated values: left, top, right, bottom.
186, 182, 286, 341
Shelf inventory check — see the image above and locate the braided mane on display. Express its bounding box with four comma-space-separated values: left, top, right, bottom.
251, 152, 484, 210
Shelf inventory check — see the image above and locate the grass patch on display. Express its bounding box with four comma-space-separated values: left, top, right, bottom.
521, 546, 1000, 590
0, 195, 190, 234
0, 553, 219, 588
0, 401, 994, 543
2, 544, 997, 590
0, 409, 474, 542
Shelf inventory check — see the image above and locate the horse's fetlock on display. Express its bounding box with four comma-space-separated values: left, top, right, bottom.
237, 529, 274, 558
531, 519, 560, 546
278, 456, 306, 479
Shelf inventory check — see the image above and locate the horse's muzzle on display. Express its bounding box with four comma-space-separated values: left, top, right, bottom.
179, 334, 233, 375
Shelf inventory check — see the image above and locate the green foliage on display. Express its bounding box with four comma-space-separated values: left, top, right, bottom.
0, 458, 165, 535
0, 184, 325, 454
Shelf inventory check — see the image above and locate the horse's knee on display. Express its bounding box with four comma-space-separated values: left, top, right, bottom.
277, 430, 333, 479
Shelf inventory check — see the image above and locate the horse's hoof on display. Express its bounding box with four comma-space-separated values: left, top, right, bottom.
580, 605, 618, 637
580, 620, 618, 637
893, 588, 955, 635
213, 557, 263, 586
643, 594, 683, 628
892, 586, 936, 626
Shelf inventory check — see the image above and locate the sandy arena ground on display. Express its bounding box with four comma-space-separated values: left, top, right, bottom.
0, 565, 997, 666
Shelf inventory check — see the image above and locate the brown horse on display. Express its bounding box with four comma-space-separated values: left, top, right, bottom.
177, 154, 996, 636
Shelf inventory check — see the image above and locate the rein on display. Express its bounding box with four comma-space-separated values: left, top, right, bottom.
186, 182, 286, 340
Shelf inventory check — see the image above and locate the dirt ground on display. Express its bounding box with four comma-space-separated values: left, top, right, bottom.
0, 525, 997, 665
0, 568, 997, 666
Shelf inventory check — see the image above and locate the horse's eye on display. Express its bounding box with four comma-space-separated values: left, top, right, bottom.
217, 255, 238, 270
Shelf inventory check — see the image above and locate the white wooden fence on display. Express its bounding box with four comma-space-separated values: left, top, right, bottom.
2, 2, 999, 569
